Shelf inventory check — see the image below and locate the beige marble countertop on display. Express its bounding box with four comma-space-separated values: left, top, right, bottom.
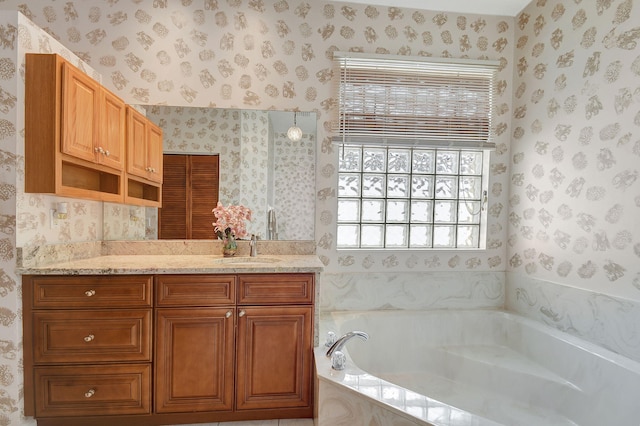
18, 254, 324, 275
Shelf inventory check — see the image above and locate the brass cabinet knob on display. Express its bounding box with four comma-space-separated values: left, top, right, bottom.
225, 311, 232, 318
84, 389, 95, 398
84, 289, 96, 297
238, 310, 246, 317
83, 334, 95, 342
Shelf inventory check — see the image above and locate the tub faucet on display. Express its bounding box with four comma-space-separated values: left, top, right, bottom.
325, 331, 369, 358
250, 234, 258, 257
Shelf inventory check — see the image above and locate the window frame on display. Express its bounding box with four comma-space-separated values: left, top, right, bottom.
333, 52, 498, 251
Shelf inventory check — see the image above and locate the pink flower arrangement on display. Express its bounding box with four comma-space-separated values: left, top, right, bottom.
212, 202, 252, 240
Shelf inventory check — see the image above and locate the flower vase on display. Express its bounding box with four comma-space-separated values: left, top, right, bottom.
222, 234, 237, 257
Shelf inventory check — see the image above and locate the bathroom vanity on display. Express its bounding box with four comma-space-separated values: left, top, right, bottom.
20, 254, 322, 426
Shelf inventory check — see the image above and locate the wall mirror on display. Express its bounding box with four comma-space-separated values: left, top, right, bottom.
103, 107, 317, 241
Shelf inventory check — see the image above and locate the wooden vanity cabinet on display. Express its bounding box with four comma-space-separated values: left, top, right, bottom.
155, 273, 314, 420
25, 53, 126, 202
23, 272, 314, 424
22, 275, 153, 419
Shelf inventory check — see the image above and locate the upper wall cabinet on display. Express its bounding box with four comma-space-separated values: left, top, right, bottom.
25, 53, 163, 207
25, 54, 125, 203
125, 107, 163, 206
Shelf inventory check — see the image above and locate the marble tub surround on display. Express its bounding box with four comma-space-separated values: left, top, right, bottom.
320, 271, 504, 312
17, 240, 317, 269
317, 310, 640, 426
506, 272, 640, 364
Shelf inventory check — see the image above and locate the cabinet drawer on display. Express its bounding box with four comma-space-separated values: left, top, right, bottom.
34, 364, 151, 417
33, 310, 151, 363
30, 275, 152, 308
156, 275, 236, 306
238, 274, 314, 305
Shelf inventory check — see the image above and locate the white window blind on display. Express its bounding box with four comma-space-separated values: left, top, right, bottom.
333, 52, 499, 149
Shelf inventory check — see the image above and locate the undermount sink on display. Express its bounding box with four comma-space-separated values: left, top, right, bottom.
212, 256, 283, 265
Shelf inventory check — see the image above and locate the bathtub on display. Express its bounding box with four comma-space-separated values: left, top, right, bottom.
315, 309, 640, 426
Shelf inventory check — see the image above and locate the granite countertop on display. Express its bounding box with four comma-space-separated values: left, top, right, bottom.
18, 254, 324, 275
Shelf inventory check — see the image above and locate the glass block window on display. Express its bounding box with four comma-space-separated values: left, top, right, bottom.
337, 145, 488, 249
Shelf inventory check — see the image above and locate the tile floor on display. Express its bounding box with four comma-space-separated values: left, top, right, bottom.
175, 419, 314, 426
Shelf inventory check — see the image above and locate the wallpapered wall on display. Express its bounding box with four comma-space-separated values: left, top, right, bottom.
6, 0, 513, 274
504, 0, 640, 361
0, 3, 514, 423
0, 0, 638, 424
509, 0, 640, 299
272, 130, 316, 240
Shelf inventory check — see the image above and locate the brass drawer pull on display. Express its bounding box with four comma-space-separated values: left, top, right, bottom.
84, 289, 96, 297
84, 389, 95, 398
84, 334, 95, 342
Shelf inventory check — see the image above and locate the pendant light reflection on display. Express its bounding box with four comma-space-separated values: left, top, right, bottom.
287, 111, 303, 141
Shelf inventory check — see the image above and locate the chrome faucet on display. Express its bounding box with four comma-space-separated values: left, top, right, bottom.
325, 331, 369, 358
249, 234, 258, 257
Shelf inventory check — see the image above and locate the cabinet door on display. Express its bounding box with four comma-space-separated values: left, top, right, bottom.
61, 62, 99, 163
236, 306, 312, 411
147, 122, 163, 183
126, 107, 149, 178
127, 107, 163, 182
155, 308, 235, 413
99, 88, 126, 170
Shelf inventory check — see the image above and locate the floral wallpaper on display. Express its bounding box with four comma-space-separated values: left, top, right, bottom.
272, 131, 315, 240
0, 0, 638, 424
13, 0, 640, 423
5, 0, 513, 274
0, 3, 515, 424
510, 0, 640, 299
239, 109, 269, 236
506, 0, 640, 359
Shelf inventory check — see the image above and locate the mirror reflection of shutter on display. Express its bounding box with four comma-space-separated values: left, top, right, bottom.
159, 154, 219, 239
190, 155, 219, 239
